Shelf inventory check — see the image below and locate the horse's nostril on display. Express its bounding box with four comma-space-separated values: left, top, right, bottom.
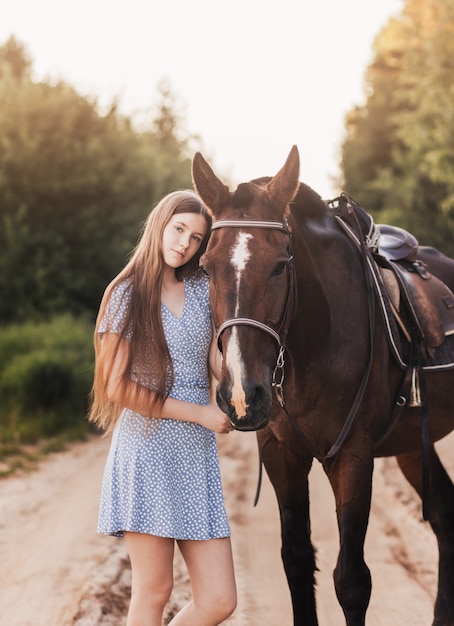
216, 388, 231, 417
247, 384, 266, 408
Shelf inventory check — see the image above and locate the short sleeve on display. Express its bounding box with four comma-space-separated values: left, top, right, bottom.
188, 272, 211, 318
98, 280, 133, 340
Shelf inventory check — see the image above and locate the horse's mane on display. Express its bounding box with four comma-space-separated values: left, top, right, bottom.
249, 176, 327, 221
291, 182, 326, 219
232, 182, 259, 210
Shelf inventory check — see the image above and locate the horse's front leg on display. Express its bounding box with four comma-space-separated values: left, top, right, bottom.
324, 444, 374, 626
258, 426, 318, 626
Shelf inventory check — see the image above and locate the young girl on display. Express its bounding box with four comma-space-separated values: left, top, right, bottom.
89, 190, 237, 626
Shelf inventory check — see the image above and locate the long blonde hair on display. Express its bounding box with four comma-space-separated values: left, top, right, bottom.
89, 190, 212, 431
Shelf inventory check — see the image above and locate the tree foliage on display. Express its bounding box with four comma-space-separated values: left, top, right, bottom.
340, 0, 454, 256
0, 37, 195, 323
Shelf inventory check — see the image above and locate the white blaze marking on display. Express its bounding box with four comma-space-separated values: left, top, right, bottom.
227, 328, 248, 418
232, 232, 252, 315
226, 232, 253, 418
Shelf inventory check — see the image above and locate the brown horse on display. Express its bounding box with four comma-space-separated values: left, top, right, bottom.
192, 146, 454, 626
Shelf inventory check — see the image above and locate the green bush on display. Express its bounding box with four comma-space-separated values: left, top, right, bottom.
0, 315, 94, 444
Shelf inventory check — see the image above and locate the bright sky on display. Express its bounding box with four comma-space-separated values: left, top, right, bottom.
2, 0, 403, 198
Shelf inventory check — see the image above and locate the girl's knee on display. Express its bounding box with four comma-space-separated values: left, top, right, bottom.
221, 595, 237, 621
131, 577, 174, 613
208, 587, 237, 621
153, 581, 174, 609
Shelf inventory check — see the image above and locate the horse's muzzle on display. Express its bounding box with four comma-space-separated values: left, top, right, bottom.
216, 383, 272, 431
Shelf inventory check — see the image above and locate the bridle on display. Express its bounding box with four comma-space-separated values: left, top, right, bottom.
210, 218, 297, 404
212, 205, 377, 465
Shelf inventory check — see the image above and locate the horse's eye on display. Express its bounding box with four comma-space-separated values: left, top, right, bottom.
200, 265, 210, 278
272, 261, 287, 277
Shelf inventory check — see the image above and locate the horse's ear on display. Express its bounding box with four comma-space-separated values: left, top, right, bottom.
266, 145, 300, 216
192, 152, 230, 217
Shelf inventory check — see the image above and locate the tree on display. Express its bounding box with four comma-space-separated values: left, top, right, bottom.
0, 35, 31, 80
0, 39, 197, 322
339, 0, 454, 256
137, 78, 195, 201
340, 15, 407, 211
389, 0, 454, 249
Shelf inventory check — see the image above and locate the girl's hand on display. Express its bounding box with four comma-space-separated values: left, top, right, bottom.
199, 404, 234, 434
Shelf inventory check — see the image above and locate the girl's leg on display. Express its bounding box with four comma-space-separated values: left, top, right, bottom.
124, 531, 175, 626
169, 537, 237, 626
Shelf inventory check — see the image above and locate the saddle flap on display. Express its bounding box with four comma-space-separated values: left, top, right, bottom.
379, 267, 400, 312
389, 260, 454, 353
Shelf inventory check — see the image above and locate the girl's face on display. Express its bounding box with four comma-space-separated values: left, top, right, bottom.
161, 212, 208, 270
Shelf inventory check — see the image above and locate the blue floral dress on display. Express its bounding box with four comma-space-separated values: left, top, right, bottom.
97, 273, 230, 541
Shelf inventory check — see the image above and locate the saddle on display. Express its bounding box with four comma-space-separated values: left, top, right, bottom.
332, 194, 454, 363
377, 224, 454, 358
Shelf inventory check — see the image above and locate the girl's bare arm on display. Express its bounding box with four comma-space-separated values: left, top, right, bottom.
208, 321, 222, 380
101, 333, 232, 433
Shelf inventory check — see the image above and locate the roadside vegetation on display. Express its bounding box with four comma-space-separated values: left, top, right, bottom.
340, 0, 454, 256
0, 36, 209, 476
0, 315, 94, 476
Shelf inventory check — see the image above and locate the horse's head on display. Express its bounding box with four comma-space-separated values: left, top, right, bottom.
192, 146, 300, 430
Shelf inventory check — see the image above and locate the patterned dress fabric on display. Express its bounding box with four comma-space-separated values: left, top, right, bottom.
97, 274, 230, 540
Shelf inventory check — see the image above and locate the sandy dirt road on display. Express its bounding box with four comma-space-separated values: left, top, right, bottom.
0, 429, 452, 626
